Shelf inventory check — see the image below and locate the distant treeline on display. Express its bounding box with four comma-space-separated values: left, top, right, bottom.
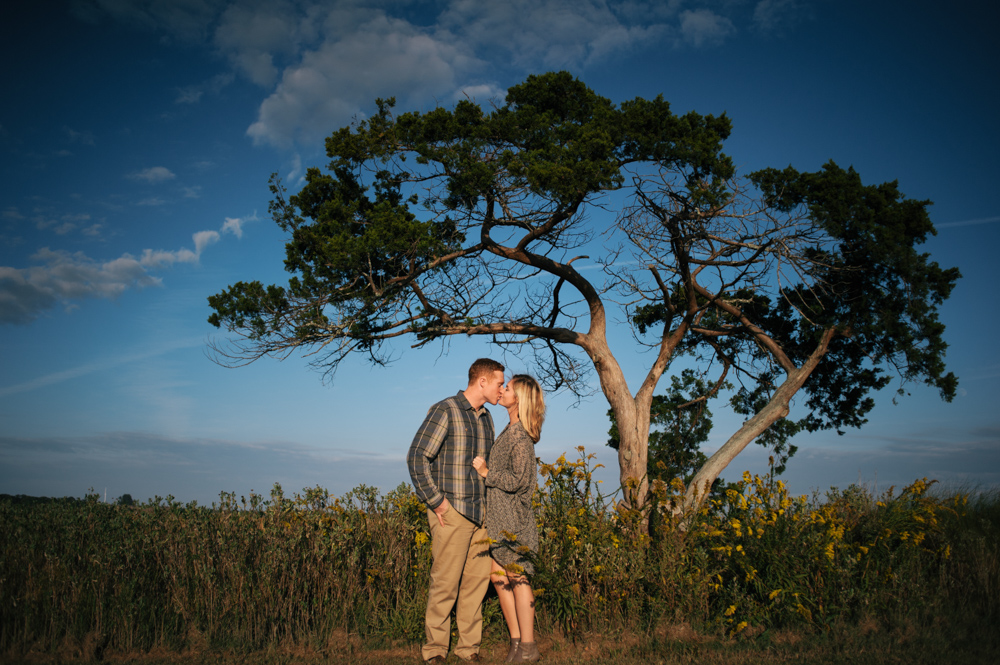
2, 452, 998, 662
0, 493, 91, 505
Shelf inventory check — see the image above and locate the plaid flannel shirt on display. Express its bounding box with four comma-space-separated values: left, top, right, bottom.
406, 392, 495, 526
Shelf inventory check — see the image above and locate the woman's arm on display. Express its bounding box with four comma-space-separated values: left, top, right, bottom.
484, 428, 534, 493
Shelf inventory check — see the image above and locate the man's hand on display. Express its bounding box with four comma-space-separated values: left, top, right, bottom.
472, 456, 488, 479
433, 497, 451, 527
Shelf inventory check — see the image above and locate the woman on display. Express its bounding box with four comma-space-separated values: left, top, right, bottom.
473, 374, 545, 663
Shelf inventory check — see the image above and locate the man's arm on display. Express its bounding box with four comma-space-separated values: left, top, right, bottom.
406, 402, 451, 517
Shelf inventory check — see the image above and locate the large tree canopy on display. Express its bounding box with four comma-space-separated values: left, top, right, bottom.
208, 72, 959, 514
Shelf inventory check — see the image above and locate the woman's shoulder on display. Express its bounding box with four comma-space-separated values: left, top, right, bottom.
510, 421, 536, 445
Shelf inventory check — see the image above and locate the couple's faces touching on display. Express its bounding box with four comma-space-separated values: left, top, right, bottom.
499, 378, 518, 409
477, 371, 518, 408
478, 370, 506, 406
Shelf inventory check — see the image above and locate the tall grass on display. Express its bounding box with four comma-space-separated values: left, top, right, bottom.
2, 450, 997, 661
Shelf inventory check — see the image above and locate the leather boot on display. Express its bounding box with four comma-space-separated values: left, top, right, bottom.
504, 637, 521, 662
513, 641, 539, 662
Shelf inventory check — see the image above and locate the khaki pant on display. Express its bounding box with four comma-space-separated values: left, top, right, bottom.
423, 507, 491, 660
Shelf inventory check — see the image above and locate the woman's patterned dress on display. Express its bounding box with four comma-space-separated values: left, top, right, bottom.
484, 421, 539, 575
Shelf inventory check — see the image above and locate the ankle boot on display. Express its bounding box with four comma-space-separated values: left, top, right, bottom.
504, 637, 521, 662
514, 641, 539, 662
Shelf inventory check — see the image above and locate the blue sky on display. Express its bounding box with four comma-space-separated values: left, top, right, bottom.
2, 0, 998, 506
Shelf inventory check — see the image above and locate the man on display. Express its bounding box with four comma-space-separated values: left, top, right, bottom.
407, 358, 506, 663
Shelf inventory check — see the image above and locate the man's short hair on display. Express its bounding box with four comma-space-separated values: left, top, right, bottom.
468, 358, 504, 384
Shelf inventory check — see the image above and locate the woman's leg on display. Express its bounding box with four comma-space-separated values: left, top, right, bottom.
509, 575, 535, 644
491, 558, 520, 640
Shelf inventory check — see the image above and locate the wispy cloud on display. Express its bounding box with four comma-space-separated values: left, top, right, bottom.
0, 336, 204, 398
175, 72, 235, 104
62, 125, 96, 146
678, 9, 735, 47
0, 217, 240, 325
128, 166, 176, 183
752, 0, 809, 35
222, 215, 248, 238
0, 431, 411, 505
704, 425, 1000, 496
936, 215, 1000, 229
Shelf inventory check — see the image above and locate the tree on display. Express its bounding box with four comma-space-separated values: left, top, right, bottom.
607, 369, 727, 486
208, 72, 959, 515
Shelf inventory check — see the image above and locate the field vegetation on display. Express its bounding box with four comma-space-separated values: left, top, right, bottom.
2, 450, 997, 664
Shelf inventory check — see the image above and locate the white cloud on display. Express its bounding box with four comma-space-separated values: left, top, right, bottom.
678, 9, 735, 47
129, 166, 176, 183
452, 83, 506, 105
285, 153, 303, 185
174, 72, 235, 104
0, 221, 234, 325
213, 0, 319, 87
62, 125, 96, 146
752, 0, 807, 34
936, 215, 1000, 229
247, 13, 476, 147
3, 207, 26, 221
193, 229, 220, 254
222, 216, 245, 238
442, 0, 672, 68
78, 1, 762, 151
0, 248, 159, 324
175, 87, 204, 104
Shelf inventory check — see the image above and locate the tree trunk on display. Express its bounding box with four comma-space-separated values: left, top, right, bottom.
585, 337, 652, 513
680, 327, 838, 515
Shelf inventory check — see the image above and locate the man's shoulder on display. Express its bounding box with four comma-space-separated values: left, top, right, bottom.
420, 394, 463, 422
428, 393, 462, 410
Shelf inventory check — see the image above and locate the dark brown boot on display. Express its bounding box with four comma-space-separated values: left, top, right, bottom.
504, 637, 521, 662
513, 641, 539, 662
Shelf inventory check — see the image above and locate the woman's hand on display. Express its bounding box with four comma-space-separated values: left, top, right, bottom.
472, 456, 488, 479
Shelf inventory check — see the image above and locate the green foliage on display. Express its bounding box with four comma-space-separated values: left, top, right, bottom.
206, 71, 738, 374
750, 162, 961, 414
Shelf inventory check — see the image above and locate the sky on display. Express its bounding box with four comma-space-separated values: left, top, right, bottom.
2, 0, 998, 507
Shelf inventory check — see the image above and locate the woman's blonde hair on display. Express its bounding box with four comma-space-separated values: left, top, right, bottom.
511, 374, 545, 443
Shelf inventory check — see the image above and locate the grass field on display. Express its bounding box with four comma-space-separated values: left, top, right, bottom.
2, 451, 997, 664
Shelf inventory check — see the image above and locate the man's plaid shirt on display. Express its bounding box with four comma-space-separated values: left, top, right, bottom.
406, 391, 495, 526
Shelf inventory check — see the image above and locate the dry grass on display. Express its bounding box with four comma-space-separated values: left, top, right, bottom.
5, 626, 995, 665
